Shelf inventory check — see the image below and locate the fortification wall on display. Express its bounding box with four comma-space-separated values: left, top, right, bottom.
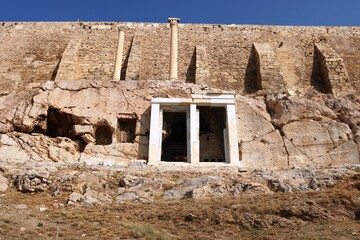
1, 22, 360, 95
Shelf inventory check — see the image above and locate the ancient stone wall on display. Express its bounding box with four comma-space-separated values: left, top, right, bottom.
195, 45, 209, 84
314, 43, 352, 96
55, 39, 81, 81
1, 22, 360, 95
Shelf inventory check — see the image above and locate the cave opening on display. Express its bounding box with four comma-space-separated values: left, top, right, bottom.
47, 109, 74, 138
161, 111, 187, 162
118, 118, 137, 143
95, 124, 113, 145
46, 108, 87, 152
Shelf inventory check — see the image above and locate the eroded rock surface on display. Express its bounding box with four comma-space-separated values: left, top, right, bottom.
0, 80, 359, 169
1, 163, 359, 205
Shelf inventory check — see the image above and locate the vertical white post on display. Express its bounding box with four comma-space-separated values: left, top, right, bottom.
223, 128, 229, 163
186, 109, 190, 163
148, 103, 161, 165
226, 104, 240, 165
189, 104, 200, 164
113, 30, 124, 80
168, 18, 180, 80
158, 108, 163, 161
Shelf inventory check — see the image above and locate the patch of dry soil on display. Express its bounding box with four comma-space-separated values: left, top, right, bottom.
0, 176, 359, 240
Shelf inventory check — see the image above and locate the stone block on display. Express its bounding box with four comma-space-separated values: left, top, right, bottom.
79, 154, 103, 166
103, 159, 115, 167
0, 174, 8, 192
73, 125, 93, 136
241, 130, 287, 169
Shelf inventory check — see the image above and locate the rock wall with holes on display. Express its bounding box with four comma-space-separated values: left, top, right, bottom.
1, 22, 360, 95
0, 79, 359, 169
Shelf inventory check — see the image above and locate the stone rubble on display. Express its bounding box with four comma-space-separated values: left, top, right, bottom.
0, 162, 358, 205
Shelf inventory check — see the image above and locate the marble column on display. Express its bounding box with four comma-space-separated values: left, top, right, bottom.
113, 30, 124, 80
148, 103, 162, 165
168, 18, 180, 80
226, 104, 240, 165
189, 104, 199, 163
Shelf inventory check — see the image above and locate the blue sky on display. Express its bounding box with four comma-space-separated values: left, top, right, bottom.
0, 0, 359, 26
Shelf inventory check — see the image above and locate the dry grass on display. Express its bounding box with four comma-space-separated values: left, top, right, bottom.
0, 178, 359, 239
130, 223, 173, 240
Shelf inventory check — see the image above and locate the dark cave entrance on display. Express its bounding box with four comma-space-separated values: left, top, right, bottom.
95, 124, 113, 145
118, 118, 137, 143
161, 112, 187, 162
47, 109, 75, 138
46, 108, 86, 151
198, 106, 226, 162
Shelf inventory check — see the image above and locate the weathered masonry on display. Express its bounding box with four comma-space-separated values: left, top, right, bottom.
148, 93, 240, 166
1, 21, 360, 96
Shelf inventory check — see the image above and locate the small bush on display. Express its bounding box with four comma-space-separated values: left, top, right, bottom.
131, 224, 170, 240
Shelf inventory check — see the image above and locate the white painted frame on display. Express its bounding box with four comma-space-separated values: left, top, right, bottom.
148, 93, 240, 166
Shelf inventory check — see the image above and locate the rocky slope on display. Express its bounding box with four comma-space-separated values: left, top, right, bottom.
0, 162, 359, 239
0, 161, 359, 205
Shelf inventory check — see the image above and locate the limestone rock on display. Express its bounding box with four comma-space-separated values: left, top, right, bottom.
82, 143, 138, 165
75, 172, 106, 192
72, 124, 93, 136
236, 96, 274, 142
240, 130, 288, 169
67, 192, 84, 205
267, 179, 292, 193
80, 155, 103, 166
119, 175, 146, 189
81, 133, 95, 144
14, 204, 28, 210
283, 120, 334, 157
67, 189, 112, 205
234, 182, 271, 194
163, 188, 189, 200
0, 174, 8, 192
327, 141, 359, 165
266, 94, 337, 128
0, 133, 80, 164
187, 186, 214, 199
0, 134, 30, 162
83, 189, 112, 205
326, 96, 360, 130
116, 192, 139, 202
309, 176, 335, 190
0, 92, 34, 133
0, 78, 359, 170
183, 175, 224, 187
283, 120, 358, 167
103, 159, 115, 167
15, 171, 51, 193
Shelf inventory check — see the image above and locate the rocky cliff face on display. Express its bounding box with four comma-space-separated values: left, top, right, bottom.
0, 80, 359, 169
237, 91, 360, 168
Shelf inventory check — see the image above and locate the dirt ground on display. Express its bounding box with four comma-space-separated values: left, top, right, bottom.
0, 174, 359, 240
